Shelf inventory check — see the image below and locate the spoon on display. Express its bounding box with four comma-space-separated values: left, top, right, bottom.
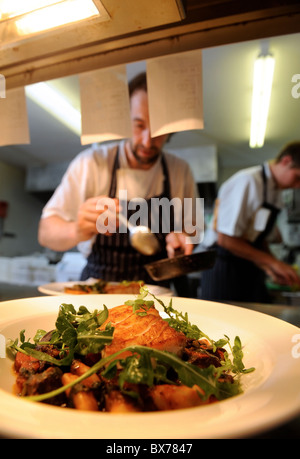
117, 213, 161, 256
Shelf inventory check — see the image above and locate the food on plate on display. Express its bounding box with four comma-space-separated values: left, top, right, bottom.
63, 279, 144, 295
7, 288, 254, 412
99, 303, 187, 359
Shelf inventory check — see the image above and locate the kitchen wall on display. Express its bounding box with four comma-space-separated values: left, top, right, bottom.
0, 160, 43, 257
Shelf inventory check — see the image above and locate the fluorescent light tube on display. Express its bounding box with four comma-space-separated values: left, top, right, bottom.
15, 0, 100, 35
0, 0, 60, 21
26, 82, 81, 136
249, 54, 275, 148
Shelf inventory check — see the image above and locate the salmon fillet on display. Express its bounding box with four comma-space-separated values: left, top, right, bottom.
100, 303, 187, 359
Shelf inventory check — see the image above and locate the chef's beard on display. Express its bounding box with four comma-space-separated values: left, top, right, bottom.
131, 143, 161, 166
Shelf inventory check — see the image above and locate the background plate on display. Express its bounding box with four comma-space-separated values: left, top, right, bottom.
38, 279, 173, 296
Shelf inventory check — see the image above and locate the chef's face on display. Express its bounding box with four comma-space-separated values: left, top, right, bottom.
283, 167, 300, 188
277, 156, 300, 189
129, 89, 169, 166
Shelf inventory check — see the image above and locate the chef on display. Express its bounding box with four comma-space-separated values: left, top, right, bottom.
201, 141, 300, 303
38, 72, 202, 286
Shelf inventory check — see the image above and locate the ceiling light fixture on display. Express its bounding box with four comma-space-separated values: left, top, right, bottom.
26, 82, 81, 136
0, 0, 60, 21
249, 53, 275, 148
0, 0, 109, 44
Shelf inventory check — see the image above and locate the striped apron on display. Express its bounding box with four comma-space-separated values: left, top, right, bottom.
80, 147, 173, 285
201, 164, 281, 303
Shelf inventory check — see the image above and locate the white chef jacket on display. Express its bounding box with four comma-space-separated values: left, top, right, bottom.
41, 140, 202, 256
203, 162, 283, 247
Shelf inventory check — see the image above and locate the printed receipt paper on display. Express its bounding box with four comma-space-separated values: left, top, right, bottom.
80, 65, 132, 145
146, 50, 204, 137
0, 87, 30, 147
79, 50, 204, 144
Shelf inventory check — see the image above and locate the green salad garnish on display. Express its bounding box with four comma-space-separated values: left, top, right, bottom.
7, 287, 254, 405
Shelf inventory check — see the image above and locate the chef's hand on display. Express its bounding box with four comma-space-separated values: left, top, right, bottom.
165, 232, 194, 258
76, 196, 120, 241
261, 258, 300, 287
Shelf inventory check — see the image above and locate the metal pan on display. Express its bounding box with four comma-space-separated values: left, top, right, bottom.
144, 249, 216, 282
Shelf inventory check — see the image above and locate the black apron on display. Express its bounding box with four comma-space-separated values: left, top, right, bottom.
81, 147, 173, 286
201, 165, 280, 303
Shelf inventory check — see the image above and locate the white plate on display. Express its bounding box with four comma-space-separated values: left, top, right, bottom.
38, 279, 173, 297
0, 294, 300, 439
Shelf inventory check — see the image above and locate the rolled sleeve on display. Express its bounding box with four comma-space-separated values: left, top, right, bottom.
41, 146, 110, 222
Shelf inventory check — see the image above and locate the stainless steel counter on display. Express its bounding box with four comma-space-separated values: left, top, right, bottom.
0, 282, 44, 301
